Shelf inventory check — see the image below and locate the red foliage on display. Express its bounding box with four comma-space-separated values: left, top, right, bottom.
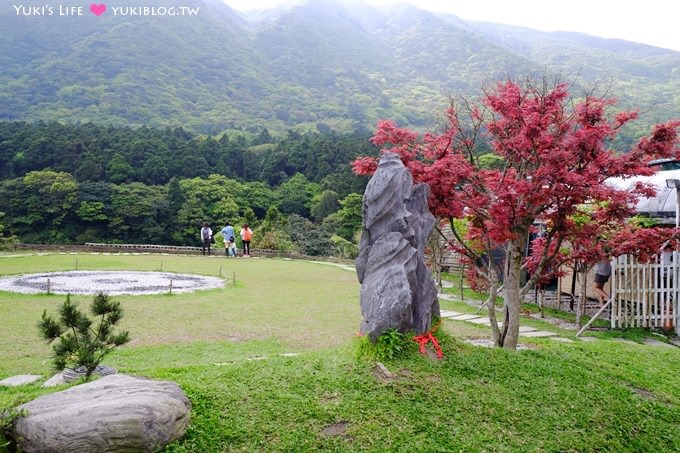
353, 79, 680, 283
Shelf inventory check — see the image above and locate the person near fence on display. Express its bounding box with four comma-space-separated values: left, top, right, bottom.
593, 258, 611, 306
220, 221, 237, 257
200, 222, 213, 256
240, 223, 253, 257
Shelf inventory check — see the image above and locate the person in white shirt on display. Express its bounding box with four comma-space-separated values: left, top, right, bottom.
200, 222, 213, 256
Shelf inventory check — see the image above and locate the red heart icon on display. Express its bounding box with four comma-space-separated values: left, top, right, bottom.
90, 3, 106, 16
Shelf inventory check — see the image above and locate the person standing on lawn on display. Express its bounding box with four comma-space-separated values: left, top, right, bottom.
240, 223, 253, 257
220, 221, 236, 257
593, 258, 611, 306
200, 222, 213, 256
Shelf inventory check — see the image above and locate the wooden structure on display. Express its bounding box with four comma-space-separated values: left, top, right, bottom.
558, 264, 609, 305
610, 254, 679, 335
15, 242, 314, 260
437, 229, 679, 334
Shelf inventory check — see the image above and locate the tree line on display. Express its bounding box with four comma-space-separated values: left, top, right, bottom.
0, 122, 376, 255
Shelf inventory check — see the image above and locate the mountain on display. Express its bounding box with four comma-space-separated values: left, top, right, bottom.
1, 0, 678, 139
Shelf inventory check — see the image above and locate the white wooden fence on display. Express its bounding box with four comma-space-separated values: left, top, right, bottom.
611, 254, 679, 335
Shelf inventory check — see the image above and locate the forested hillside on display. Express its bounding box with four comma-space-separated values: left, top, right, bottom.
2, 0, 679, 137
0, 122, 375, 252
2, 0, 680, 253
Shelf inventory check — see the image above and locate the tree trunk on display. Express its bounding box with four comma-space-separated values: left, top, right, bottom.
499, 240, 524, 349
576, 265, 588, 328
486, 275, 503, 347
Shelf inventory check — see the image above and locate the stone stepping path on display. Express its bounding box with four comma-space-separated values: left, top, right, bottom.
439, 310, 462, 318
520, 330, 558, 338
439, 308, 581, 340
437, 294, 680, 345
450, 314, 481, 321
0, 374, 42, 387
467, 317, 493, 325
642, 338, 675, 348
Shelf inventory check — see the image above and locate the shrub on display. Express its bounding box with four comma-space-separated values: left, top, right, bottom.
355, 329, 416, 361
38, 292, 130, 380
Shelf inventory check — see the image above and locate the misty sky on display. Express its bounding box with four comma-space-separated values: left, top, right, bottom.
222, 0, 680, 52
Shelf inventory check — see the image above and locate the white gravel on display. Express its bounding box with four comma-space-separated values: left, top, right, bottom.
0, 270, 225, 295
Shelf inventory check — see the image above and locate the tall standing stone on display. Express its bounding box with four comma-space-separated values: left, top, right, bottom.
356, 152, 439, 341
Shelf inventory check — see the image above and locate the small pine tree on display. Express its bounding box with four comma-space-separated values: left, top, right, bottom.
39, 292, 130, 380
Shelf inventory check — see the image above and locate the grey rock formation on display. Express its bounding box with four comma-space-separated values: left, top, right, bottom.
13, 374, 191, 453
357, 152, 439, 341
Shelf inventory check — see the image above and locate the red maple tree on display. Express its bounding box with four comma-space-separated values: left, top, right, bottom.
354, 78, 680, 349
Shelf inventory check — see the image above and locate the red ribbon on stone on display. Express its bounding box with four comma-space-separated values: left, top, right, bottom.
413, 320, 443, 359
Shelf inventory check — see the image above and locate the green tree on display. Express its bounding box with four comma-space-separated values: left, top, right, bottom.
22, 170, 78, 241
175, 175, 245, 243
323, 193, 362, 241
105, 153, 135, 184
286, 214, 333, 256
109, 182, 166, 242
253, 207, 294, 251
277, 173, 320, 218
39, 293, 130, 380
310, 189, 340, 222
237, 181, 278, 218
76, 201, 107, 222
0, 212, 18, 249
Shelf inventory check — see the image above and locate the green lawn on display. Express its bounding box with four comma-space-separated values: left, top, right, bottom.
1, 253, 679, 452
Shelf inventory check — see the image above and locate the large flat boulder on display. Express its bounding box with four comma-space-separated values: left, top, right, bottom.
13, 374, 191, 453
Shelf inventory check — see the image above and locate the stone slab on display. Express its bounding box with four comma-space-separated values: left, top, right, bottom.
439, 310, 462, 318
449, 314, 481, 321
576, 336, 599, 342
549, 337, 574, 343
43, 373, 67, 387
519, 330, 558, 338
438, 294, 460, 301
0, 374, 42, 387
467, 317, 492, 325
642, 338, 675, 348
519, 326, 538, 333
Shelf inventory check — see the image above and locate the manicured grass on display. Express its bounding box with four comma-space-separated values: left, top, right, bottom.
1, 253, 679, 452
0, 253, 361, 375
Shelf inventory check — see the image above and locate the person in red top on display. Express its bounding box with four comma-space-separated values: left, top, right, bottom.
240, 223, 253, 257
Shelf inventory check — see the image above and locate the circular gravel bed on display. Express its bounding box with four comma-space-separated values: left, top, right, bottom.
0, 270, 225, 295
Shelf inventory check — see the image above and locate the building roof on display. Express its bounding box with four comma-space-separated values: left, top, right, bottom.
610, 160, 680, 225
